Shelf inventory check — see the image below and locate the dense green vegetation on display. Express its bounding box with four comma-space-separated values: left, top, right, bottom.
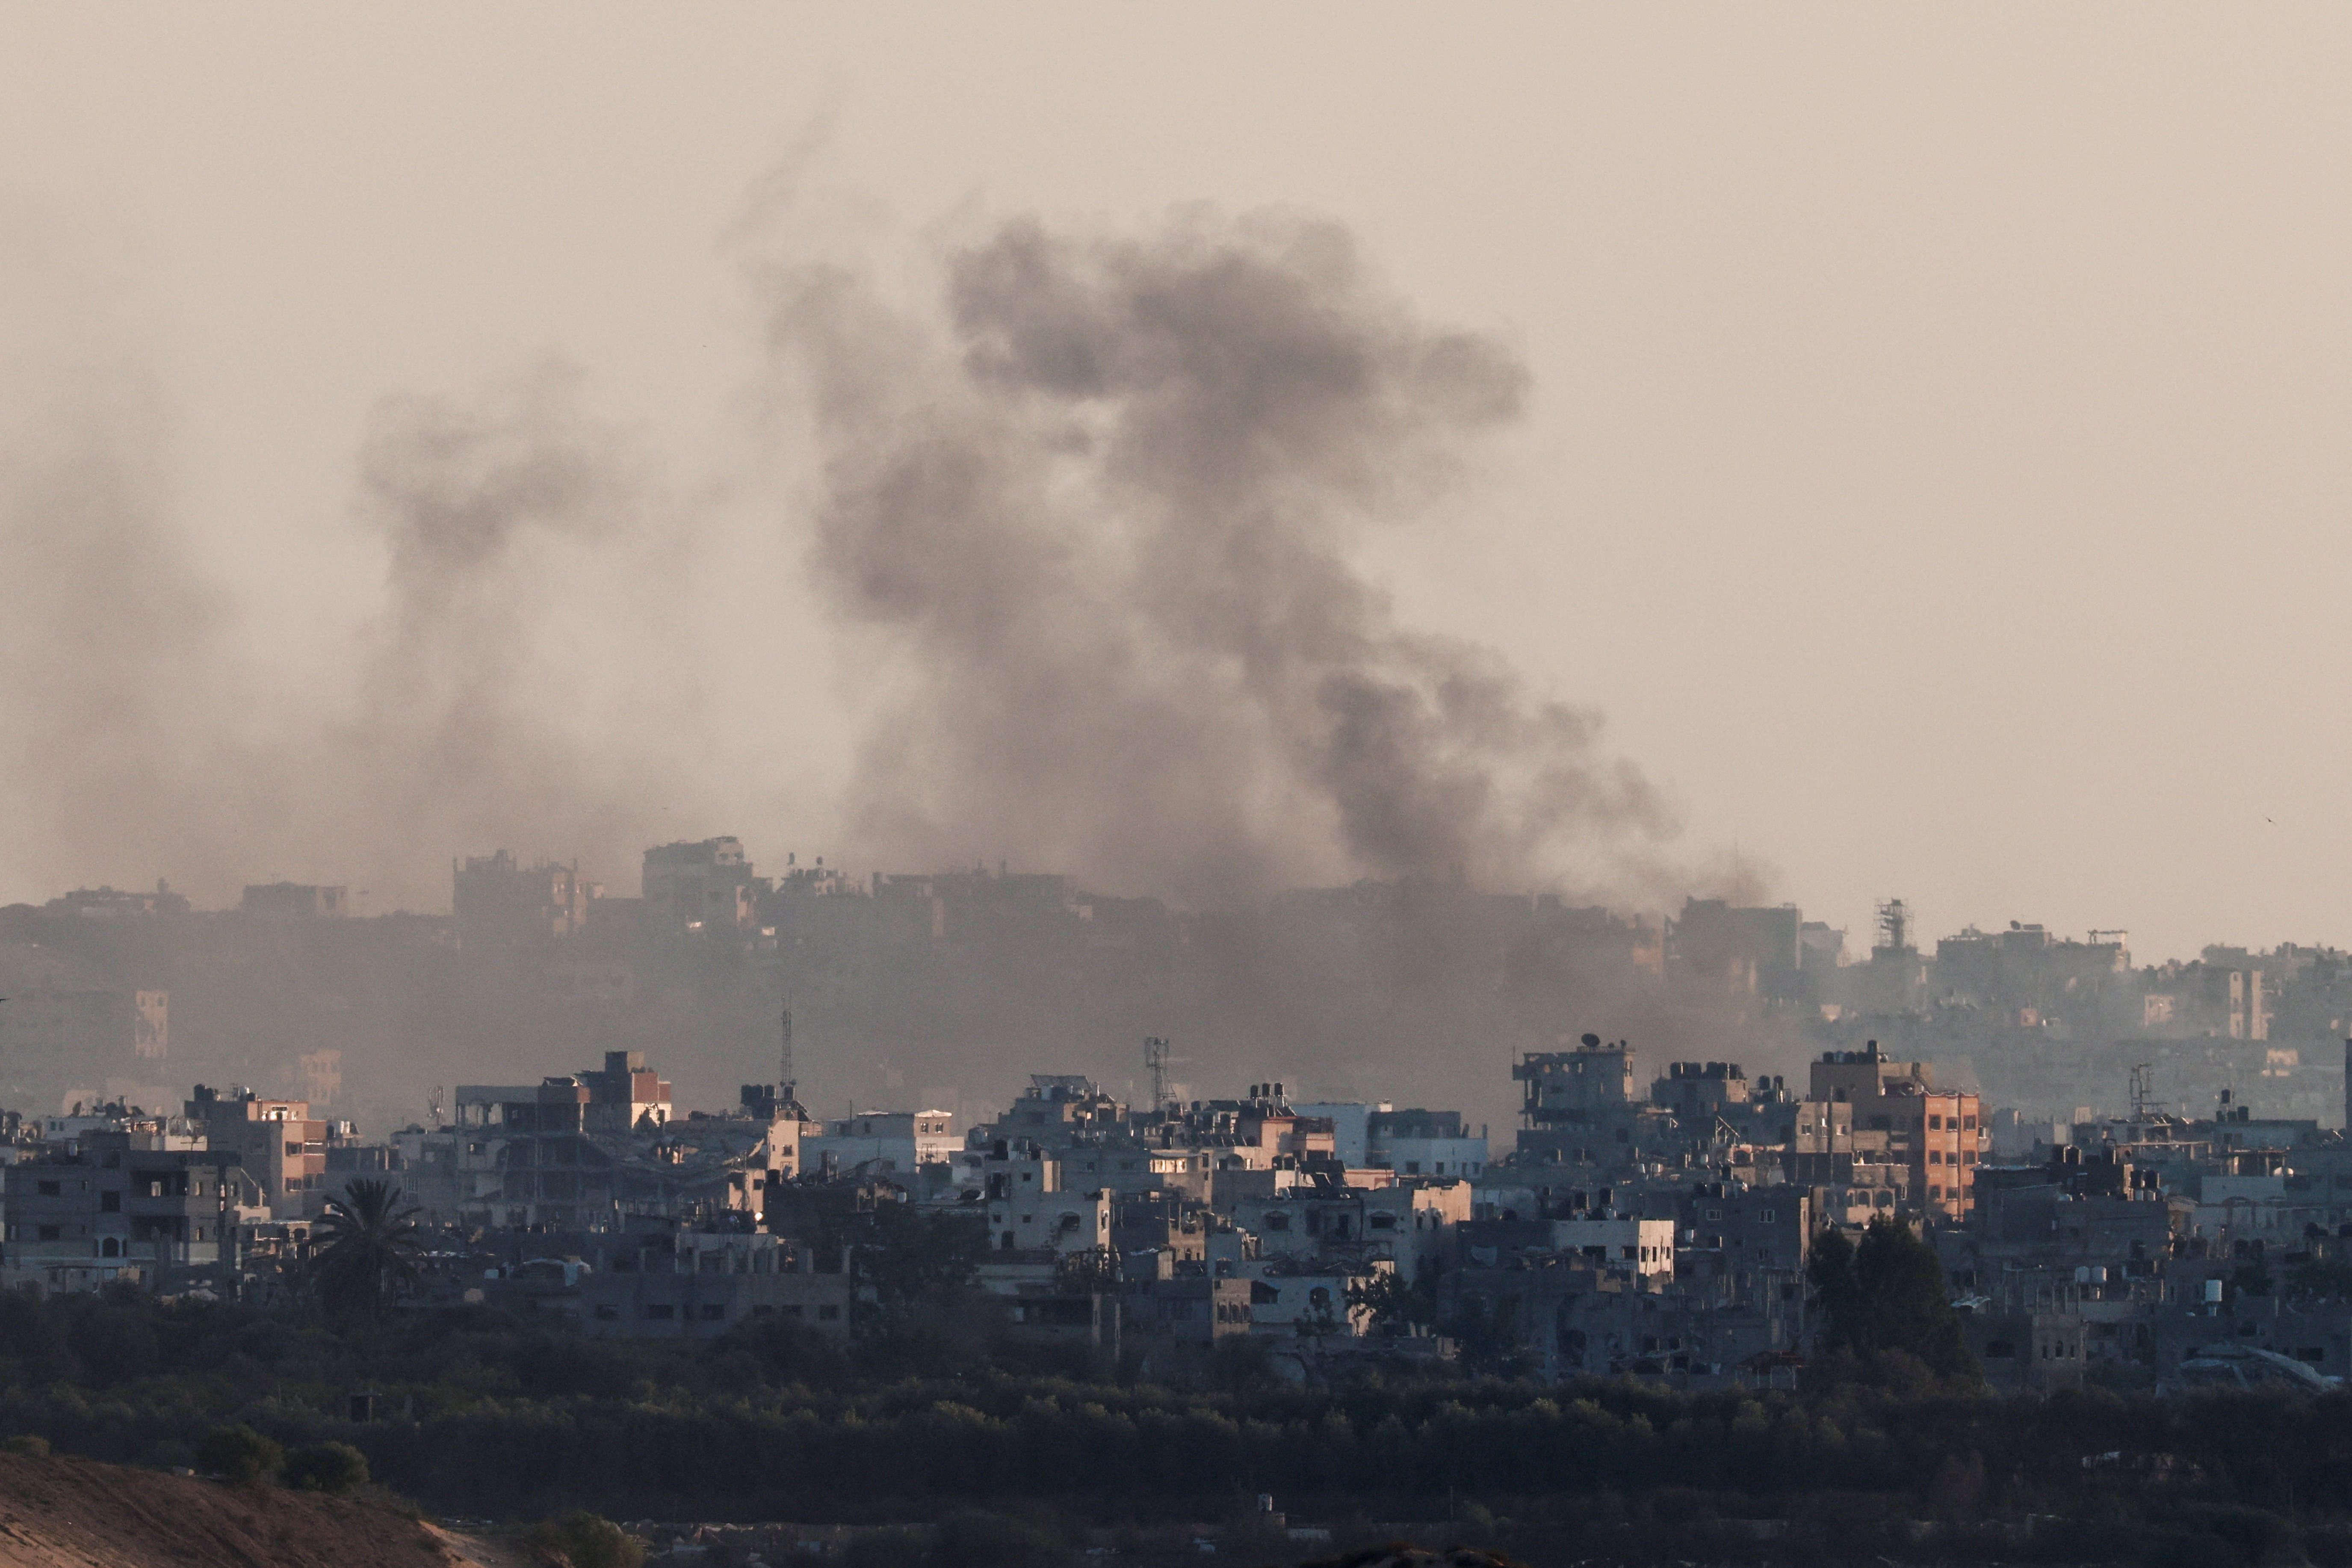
3, 1284, 2351, 1565
1808, 1216, 1979, 1379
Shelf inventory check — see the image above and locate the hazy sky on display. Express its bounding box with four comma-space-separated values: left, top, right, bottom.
1, 5, 2346, 963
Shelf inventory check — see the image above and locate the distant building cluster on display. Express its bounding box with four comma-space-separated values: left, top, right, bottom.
4, 1007, 2348, 1395
7, 849, 2352, 1391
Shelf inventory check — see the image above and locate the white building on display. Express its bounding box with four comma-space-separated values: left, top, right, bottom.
1369, 1108, 1488, 1178
1290, 1101, 1389, 1167
979, 1141, 1111, 1255
1546, 1215, 1677, 1278
800, 1109, 960, 1176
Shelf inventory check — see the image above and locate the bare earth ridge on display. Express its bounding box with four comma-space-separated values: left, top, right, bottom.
0, 1453, 500, 1568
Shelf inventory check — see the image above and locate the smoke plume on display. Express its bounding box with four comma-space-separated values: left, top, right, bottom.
333, 358, 693, 896
0, 234, 712, 913
766, 211, 1674, 906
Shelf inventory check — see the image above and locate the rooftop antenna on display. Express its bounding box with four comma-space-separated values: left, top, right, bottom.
427, 1086, 444, 1130
1145, 1037, 1172, 1112
2129, 1063, 2164, 1121
780, 998, 796, 1098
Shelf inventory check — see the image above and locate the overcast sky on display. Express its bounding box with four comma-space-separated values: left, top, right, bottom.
1, 5, 2346, 963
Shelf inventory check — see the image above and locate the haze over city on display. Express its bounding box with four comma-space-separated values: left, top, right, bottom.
3, 6, 2348, 963
11, 12, 2352, 1567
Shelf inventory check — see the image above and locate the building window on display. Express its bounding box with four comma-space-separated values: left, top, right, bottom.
1761, 1209, 1775, 1223
644, 1303, 676, 1320
100, 1191, 121, 1212
593, 1305, 619, 1320
36, 1226, 60, 1242
35, 1181, 59, 1198
817, 1304, 841, 1321
699, 1304, 726, 1321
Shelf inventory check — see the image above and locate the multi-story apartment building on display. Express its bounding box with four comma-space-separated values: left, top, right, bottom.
452, 849, 600, 949
1808, 1043, 1984, 1217
1, 1130, 246, 1289
183, 1087, 327, 1220
643, 837, 761, 933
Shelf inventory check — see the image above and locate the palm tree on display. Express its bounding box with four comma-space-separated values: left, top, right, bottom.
310, 1178, 423, 1329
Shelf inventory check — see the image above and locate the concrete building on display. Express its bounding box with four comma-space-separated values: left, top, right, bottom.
183, 1087, 327, 1220
1366, 1108, 1486, 1177
1675, 1182, 1811, 1276
643, 837, 760, 932
801, 1109, 960, 1177
1, 1130, 244, 1288
1668, 898, 1804, 1000
1289, 1101, 1386, 1167
979, 1140, 1111, 1255
452, 850, 599, 949
494, 1228, 854, 1339
1808, 1042, 1985, 1217
239, 883, 349, 918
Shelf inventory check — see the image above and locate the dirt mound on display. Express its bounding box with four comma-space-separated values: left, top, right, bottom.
0, 1453, 464, 1568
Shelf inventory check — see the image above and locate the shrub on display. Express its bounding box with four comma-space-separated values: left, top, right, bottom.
196, 1424, 283, 1485
840, 1526, 934, 1568
934, 1509, 1066, 1568
143, 1438, 198, 1471
527, 1512, 644, 1568
2, 1435, 49, 1457
282, 1441, 370, 1494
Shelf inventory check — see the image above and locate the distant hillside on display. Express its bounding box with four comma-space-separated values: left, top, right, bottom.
0, 1453, 488, 1568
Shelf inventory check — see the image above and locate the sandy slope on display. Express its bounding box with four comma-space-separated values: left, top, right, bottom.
0, 1453, 462, 1568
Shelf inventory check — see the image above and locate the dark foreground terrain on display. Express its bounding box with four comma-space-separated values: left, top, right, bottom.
0, 1451, 476, 1568
8, 1287, 2352, 1566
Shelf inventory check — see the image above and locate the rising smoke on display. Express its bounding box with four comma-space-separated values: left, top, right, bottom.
3, 197, 1690, 923
0, 243, 719, 912
765, 210, 1675, 907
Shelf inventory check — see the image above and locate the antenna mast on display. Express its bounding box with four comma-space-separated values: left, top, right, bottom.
781, 1002, 795, 1098
1145, 1036, 1171, 1113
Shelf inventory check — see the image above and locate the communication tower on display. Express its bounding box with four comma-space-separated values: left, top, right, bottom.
1145, 1037, 1172, 1112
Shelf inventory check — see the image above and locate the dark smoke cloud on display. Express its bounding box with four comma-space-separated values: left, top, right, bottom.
765, 211, 1675, 906
5, 197, 1698, 929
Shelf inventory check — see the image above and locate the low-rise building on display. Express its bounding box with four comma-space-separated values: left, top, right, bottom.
1, 1130, 243, 1289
